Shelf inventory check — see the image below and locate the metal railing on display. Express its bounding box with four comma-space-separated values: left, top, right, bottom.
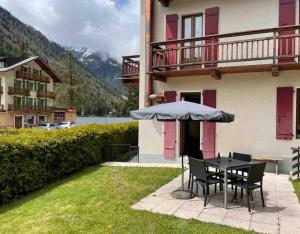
103, 144, 139, 163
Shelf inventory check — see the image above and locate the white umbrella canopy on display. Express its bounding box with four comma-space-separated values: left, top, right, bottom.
130, 100, 234, 122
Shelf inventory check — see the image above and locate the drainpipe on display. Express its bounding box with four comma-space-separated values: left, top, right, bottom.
145, 0, 154, 107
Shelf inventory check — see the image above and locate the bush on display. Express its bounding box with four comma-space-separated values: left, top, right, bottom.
0, 122, 138, 203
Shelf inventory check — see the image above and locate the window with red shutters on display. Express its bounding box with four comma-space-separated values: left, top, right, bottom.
277, 87, 294, 140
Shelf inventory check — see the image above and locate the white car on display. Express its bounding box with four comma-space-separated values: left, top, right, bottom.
57, 121, 75, 129
38, 123, 58, 130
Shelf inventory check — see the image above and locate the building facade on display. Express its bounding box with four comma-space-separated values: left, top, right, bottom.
0, 56, 60, 128
122, 0, 300, 173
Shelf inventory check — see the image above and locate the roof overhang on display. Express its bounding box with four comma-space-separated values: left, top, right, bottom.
158, 0, 170, 7
0, 56, 61, 83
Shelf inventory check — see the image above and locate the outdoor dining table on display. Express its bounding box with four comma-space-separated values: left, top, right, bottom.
205, 157, 251, 209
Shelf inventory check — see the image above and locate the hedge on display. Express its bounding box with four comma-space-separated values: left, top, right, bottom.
0, 122, 138, 203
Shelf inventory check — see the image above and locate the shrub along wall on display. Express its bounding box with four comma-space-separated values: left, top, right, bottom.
0, 122, 138, 203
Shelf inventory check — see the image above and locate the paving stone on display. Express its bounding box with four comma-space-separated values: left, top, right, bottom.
250, 221, 279, 234
223, 217, 250, 230
173, 208, 200, 219
180, 200, 204, 212
197, 212, 225, 224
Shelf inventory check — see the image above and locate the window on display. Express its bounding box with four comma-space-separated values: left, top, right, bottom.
38, 115, 46, 124
26, 115, 35, 125
22, 80, 26, 89
34, 82, 37, 91
0, 61, 4, 68
182, 14, 203, 62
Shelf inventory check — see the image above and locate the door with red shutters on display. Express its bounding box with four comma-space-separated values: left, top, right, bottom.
166, 14, 178, 69
164, 91, 177, 158
202, 90, 216, 159
276, 87, 294, 140
205, 7, 219, 67
278, 0, 296, 63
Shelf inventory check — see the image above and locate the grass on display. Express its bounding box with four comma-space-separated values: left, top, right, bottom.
291, 179, 300, 202
0, 166, 255, 233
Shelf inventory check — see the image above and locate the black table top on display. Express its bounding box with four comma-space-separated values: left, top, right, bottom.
205, 157, 251, 171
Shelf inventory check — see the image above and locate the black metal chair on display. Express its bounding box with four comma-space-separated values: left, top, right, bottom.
187, 150, 203, 189
189, 157, 223, 207
230, 152, 252, 197
231, 162, 266, 212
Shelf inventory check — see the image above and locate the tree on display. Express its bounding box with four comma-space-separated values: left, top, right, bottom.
16, 42, 29, 57
127, 87, 139, 112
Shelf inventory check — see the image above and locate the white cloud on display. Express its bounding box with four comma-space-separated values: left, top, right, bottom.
0, 0, 140, 60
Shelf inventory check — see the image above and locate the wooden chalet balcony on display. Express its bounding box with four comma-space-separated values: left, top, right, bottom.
8, 104, 54, 113
16, 71, 50, 83
8, 87, 30, 96
151, 25, 300, 80
121, 55, 140, 88
37, 90, 55, 99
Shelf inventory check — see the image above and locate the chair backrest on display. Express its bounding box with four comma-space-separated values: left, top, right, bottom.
188, 150, 203, 160
233, 152, 252, 162
247, 163, 266, 184
188, 157, 207, 181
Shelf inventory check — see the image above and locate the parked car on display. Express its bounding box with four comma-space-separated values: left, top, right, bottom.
57, 121, 75, 129
37, 123, 58, 130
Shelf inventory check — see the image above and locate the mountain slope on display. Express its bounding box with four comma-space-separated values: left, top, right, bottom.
69, 47, 122, 80
0, 6, 127, 116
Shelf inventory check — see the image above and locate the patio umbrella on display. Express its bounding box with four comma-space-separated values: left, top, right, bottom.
130, 100, 235, 199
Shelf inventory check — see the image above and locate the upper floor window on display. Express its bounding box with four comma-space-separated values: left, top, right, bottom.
182, 14, 203, 61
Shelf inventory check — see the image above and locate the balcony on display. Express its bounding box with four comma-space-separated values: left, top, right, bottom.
37, 90, 55, 99
8, 87, 30, 96
150, 25, 300, 80
120, 55, 140, 88
16, 71, 50, 83
8, 104, 54, 113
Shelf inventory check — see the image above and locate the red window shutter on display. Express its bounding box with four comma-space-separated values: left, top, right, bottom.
205, 7, 219, 67
202, 90, 216, 159
164, 91, 177, 159
279, 0, 296, 63
165, 14, 178, 68
276, 87, 294, 140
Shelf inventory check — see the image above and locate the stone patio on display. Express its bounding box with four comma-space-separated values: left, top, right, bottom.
132, 171, 300, 234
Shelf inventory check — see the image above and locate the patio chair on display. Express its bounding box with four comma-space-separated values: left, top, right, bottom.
187, 151, 223, 191
187, 150, 203, 189
230, 152, 252, 197
189, 157, 223, 207
231, 162, 266, 212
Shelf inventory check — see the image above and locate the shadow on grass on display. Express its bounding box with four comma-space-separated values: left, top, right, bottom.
0, 165, 105, 214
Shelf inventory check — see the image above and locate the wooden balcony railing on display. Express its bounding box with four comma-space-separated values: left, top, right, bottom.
16, 71, 50, 83
37, 90, 55, 99
122, 55, 140, 78
8, 104, 54, 113
151, 25, 300, 77
8, 87, 30, 96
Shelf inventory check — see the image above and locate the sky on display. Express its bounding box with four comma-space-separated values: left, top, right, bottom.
0, 0, 140, 60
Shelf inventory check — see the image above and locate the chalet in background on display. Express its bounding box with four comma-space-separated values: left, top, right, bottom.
121, 0, 300, 173
0, 56, 76, 128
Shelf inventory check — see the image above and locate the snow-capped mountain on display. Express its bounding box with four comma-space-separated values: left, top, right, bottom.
68, 47, 122, 81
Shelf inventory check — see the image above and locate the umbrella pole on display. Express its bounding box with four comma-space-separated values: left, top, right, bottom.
171, 120, 194, 200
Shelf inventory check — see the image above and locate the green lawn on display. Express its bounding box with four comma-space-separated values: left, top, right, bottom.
292, 179, 300, 202
0, 166, 255, 233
